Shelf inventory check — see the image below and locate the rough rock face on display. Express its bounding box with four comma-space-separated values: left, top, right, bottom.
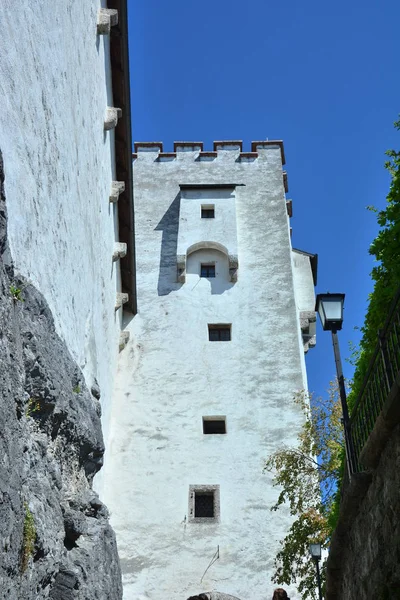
0, 152, 122, 598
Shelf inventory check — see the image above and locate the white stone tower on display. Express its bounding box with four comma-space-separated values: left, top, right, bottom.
103, 140, 317, 600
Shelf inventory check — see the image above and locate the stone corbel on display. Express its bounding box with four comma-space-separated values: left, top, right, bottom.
228, 254, 239, 282
115, 292, 129, 311
177, 254, 186, 283
97, 9, 118, 35
113, 242, 127, 262
300, 310, 317, 353
104, 107, 122, 131
119, 331, 130, 352
109, 181, 125, 203
303, 335, 316, 353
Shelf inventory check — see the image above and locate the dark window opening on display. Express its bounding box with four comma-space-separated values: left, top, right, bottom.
201, 264, 216, 278
201, 208, 215, 218
203, 418, 226, 434
195, 492, 214, 517
208, 324, 231, 342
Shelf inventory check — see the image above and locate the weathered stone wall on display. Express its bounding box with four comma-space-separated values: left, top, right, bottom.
332, 422, 400, 600
0, 153, 122, 598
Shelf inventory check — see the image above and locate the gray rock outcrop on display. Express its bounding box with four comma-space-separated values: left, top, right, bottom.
0, 151, 122, 598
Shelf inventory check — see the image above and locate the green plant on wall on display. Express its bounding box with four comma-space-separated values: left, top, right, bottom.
10, 284, 24, 302
21, 502, 36, 572
72, 384, 81, 394
26, 398, 41, 417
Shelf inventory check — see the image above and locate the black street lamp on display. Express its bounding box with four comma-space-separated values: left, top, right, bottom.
309, 543, 323, 600
315, 293, 356, 477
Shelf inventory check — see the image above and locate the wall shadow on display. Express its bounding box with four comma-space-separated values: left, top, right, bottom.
155, 194, 182, 296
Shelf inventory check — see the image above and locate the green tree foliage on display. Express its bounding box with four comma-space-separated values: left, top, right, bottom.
349, 118, 400, 405
264, 383, 344, 600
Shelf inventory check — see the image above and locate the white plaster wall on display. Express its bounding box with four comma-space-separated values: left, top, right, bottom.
104, 148, 308, 600
292, 251, 315, 313
0, 0, 121, 447
186, 249, 233, 295
178, 189, 238, 258
292, 251, 317, 362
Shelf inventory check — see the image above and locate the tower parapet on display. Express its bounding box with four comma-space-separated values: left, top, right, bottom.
132, 139, 286, 165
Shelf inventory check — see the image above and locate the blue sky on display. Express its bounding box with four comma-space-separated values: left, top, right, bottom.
127, 0, 400, 400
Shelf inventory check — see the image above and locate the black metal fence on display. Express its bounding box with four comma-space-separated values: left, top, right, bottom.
350, 287, 400, 472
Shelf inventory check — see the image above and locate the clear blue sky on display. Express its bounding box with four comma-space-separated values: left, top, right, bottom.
127, 0, 400, 400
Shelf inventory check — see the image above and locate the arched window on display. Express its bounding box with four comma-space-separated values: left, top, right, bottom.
177, 241, 237, 287
185, 247, 235, 294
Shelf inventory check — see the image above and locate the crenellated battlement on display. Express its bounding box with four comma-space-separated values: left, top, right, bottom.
132, 140, 289, 194
132, 139, 286, 164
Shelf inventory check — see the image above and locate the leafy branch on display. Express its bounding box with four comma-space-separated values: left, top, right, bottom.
264, 382, 345, 600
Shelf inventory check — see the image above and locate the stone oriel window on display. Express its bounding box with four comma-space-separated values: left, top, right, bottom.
201, 205, 215, 218
200, 263, 216, 278
208, 324, 231, 341
189, 485, 220, 523
203, 416, 226, 434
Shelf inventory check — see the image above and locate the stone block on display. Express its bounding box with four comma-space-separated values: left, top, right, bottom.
109, 181, 125, 203
112, 242, 127, 262
104, 107, 122, 131
177, 254, 186, 283
97, 9, 118, 35
115, 292, 129, 311
119, 331, 130, 352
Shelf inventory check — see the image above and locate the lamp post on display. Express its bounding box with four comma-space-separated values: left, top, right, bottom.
309, 543, 323, 600
315, 293, 356, 478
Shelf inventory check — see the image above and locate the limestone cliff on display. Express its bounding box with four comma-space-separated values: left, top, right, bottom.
0, 152, 122, 598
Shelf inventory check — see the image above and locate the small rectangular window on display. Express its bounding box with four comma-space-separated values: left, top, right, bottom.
208, 324, 231, 341
201, 205, 215, 218
189, 485, 220, 522
200, 264, 216, 278
203, 417, 226, 434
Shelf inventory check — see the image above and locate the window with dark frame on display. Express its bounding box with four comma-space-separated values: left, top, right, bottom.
208, 324, 231, 342
200, 264, 216, 278
203, 417, 226, 434
189, 485, 220, 522
194, 492, 214, 518
201, 207, 215, 218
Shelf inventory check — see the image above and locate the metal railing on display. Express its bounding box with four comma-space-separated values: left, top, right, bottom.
350, 287, 400, 472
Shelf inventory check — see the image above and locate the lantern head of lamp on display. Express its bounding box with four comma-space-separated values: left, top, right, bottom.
315, 293, 345, 332
309, 543, 322, 561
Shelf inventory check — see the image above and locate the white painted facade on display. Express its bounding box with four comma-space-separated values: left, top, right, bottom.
0, 0, 125, 443
177, 187, 238, 262
104, 144, 316, 600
